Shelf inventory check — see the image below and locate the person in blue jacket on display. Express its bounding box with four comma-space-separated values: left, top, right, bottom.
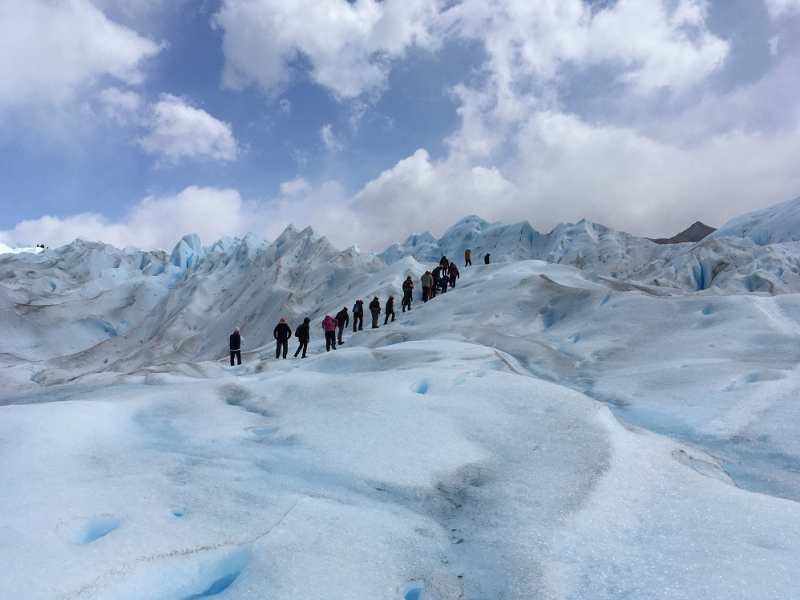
352, 299, 364, 332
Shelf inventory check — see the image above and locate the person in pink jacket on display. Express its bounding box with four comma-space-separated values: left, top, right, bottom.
321, 315, 339, 351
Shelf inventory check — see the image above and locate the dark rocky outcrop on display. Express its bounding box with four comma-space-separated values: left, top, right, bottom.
649, 222, 716, 244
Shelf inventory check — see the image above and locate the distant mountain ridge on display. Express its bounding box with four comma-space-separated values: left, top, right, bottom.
649, 222, 716, 244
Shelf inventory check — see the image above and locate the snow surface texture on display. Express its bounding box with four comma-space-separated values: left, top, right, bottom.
2, 198, 800, 598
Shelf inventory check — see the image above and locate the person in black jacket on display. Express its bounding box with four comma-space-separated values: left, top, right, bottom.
293, 317, 310, 358
384, 295, 396, 324
335, 307, 349, 344
229, 327, 243, 365
401, 275, 413, 312
484, 253, 490, 264
352, 300, 364, 332
431, 266, 442, 298
274, 317, 292, 359
369, 296, 381, 328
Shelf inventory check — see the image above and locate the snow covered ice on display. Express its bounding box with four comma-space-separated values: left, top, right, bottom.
2, 199, 800, 598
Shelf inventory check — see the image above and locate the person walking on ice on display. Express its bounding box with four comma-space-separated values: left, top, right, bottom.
448, 262, 460, 288
369, 296, 381, 328
335, 306, 349, 345
294, 317, 310, 358
352, 300, 364, 332
431, 266, 442, 298
384, 295, 396, 324
322, 314, 338, 351
229, 327, 244, 365
421, 271, 433, 303
274, 318, 292, 359
464, 248, 471, 266
484, 252, 490, 264
401, 275, 414, 312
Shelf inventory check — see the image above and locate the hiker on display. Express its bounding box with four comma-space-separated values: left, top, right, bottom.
335, 306, 349, 345
439, 256, 449, 273
229, 327, 244, 366
431, 266, 442, 298
401, 275, 414, 312
369, 296, 381, 328
464, 248, 471, 266
321, 314, 338, 351
293, 317, 310, 358
439, 272, 448, 294
484, 253, 490, 264
384, 295, 396, 324
274, 317, 292, 359
352, 299, 364, 332
448, 263, 460, 288
421, 271, 433, 302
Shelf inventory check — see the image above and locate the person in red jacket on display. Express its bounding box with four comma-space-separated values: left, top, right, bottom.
321, 314, 338, 351
448, 263, 460, 288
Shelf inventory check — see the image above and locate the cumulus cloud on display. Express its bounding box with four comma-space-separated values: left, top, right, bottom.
99, 87, 144, 125
139, 94, 239, 164
280, 177, 310, 196
0, 187, 250, 251
4, 115, 799, 253
0, 0, 161, 112
584, 0, 729, 93
3, 1, 796, 254
211, 0, 728, 108
213, 0, 440, 99
443, 0, 730, 158
765, 0, 800, 18
347, 150, 513, 244
506, 111, 800, 236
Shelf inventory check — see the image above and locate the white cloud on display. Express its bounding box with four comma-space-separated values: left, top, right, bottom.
349, 149, 513, 245
280, 98, 292, 113
213, 0, 440, 99
442, 0, 730, 157
99, 87, 144, 125
765, 0, 800, 18
585, 0, 729, 93
280, 177, 310, 196
0, 187, 251, 251
291, 149, 309, 165
139, 94, 239, 163
321, 124, 344, 152
0, 0, 161, 112
342, 110, 800, 244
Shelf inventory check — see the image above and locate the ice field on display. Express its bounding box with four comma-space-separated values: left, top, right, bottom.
2, 199, 800, 599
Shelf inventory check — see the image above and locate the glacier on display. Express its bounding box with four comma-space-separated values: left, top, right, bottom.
1, 198, 800, 599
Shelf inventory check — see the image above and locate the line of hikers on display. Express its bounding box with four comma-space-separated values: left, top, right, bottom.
229, 250, 491, 364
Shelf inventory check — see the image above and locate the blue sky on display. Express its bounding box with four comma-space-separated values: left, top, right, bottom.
1, 0, 799, 252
